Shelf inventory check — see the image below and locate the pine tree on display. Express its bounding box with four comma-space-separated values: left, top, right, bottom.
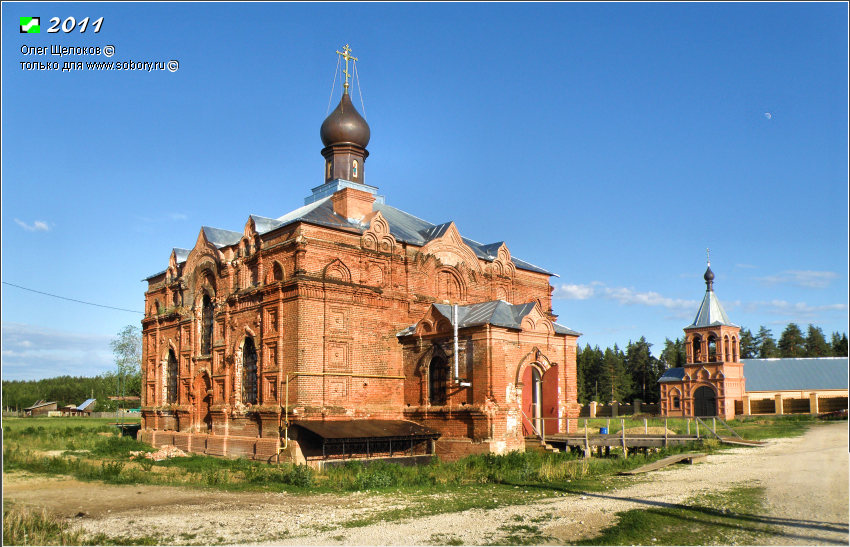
804, 324, 831, 357
831, 332, 849, 357
778, 323, 806, 357
626, 337, 661, 403
604, 344, 632, 403
756, 326, 778, 358
660, 337, 686, 368
738, 328, 757, 358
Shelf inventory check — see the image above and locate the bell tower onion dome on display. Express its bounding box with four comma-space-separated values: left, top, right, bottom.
320, 44, 370, 186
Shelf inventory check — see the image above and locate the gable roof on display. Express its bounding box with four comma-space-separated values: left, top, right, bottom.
148, 194, 555, 279
658, 367, 686, 383
397, 300, 580, 337
24, 400, 56, 410
741, 357, 849, 392
77, 398, 97, 411
686, 290, 737, 329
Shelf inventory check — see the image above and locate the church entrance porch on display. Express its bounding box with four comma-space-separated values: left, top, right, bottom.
693, 385, 717, 417
521, 364, 559, 436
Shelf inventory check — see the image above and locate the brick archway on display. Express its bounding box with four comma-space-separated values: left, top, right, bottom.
693, 385, 717, 417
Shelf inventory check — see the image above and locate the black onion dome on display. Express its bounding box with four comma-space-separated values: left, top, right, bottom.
320, 91, 370, 148
704, 265, 715, 289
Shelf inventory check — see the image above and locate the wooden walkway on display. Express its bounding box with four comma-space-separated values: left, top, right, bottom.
547, 433, 700, 451
618, 452, 707, 475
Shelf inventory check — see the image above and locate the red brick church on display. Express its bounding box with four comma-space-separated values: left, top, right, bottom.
139, 47, 581, 464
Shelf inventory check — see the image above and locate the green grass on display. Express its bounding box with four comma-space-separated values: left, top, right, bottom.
571, 485, 783, 545
1, 414, 831, 544
1, 503, 169, 546
576, 414, 820, 440
2, 504, 85, 546
726, 415, 818, 440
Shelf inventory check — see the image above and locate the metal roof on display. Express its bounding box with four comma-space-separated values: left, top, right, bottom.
397, 300, 580, 336
149, 193, 555, 278
77, 398, 96, 411
658, 367, 686, 383
741, 357, 849, 392
685, 289, 737, 329
23, 400, 56, 410
201, 226, 242, 248
293, 419, 440, 440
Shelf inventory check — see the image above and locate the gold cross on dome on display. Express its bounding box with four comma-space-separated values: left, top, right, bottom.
336, 44, 358, 90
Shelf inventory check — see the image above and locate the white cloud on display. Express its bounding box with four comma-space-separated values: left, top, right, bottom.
554, 281, 698, 311
1, 323, 114, 380
14, 219, 49, 232
601, 287, 697, 311
756, 270, 839, 289
169, 213, 188, 221
735, 263, 757, 269
553, 283, 596, 300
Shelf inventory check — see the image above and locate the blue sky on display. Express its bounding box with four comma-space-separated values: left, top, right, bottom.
2, 2, 847, 381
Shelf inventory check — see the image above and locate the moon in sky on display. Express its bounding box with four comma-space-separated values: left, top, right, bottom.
764, 112, 773, 120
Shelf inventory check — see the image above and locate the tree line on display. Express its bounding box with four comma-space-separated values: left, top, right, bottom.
2, 325, 142, 413
577, 323, 848, 405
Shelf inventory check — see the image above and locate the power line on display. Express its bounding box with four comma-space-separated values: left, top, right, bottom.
2, 281, 144, 314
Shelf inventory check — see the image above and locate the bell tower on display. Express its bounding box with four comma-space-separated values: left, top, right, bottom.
661, 253, 746, 420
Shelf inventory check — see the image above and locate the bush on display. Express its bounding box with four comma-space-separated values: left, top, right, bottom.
285, 464, 314, 488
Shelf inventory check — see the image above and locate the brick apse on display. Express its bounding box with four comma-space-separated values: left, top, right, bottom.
139, 59, 581, 465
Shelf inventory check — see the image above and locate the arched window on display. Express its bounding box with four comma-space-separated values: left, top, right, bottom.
724, 336, 730, 362
326, 160, 332, 180
171, 290, 180, 307
692, 336, 702, 363
672, 394, 680, 409
272, 262, 284, 282
428, 356, 447, 405
707, 335, 717, 362
352, 160, 359, 179
732, 338, 738, 362
166, 349, 179, 404
154, 300, 161, 315
242, 337, 258, 405
201, 294, 213, 355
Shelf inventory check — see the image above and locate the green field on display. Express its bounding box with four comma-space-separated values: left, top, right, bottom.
1, 415, 832, 545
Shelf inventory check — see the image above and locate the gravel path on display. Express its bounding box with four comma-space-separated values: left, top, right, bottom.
274, 421, 848, 546
3, 421, 847, 545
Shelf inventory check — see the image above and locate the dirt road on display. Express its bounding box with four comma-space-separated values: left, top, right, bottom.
3, 421, 847, 545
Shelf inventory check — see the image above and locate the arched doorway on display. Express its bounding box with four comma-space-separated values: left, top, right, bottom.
693, 386, 717, 417
521, 365, 543, 436
193, 374, 212, 432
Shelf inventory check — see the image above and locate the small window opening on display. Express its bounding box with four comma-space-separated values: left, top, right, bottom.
673, 395, 680, 409
167, 350, 179, 404
428, 356, 447, 405
352, 159, 359, 179
201, 294, 213, 355
243, 337, 258, 405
